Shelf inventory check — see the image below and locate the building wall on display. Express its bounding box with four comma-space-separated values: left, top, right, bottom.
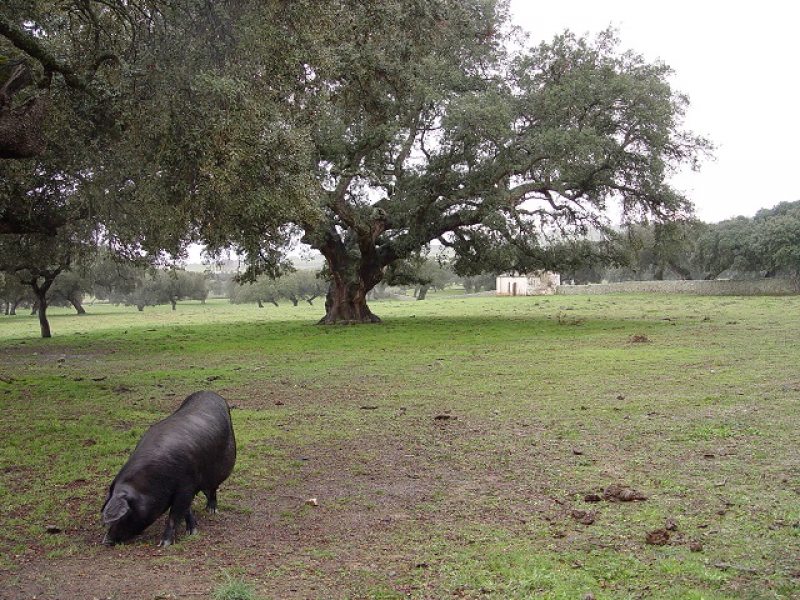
496, 272, 561, 296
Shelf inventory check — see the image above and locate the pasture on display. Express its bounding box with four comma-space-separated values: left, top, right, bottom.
1, 294, 798, 599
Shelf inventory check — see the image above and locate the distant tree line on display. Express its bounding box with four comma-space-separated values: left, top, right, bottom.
3, 199, 799, 332
562, 201, 800, 284
228, 259, 496, 307
0, 248, 500, 320
1, 252, 209, 317
229, 270, 327, 308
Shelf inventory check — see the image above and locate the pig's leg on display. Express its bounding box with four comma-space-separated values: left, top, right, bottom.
159, 493, 194, 546
204, 488, 218, 513
185, 508, 198, 536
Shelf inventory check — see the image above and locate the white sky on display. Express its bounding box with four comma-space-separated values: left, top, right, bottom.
509, 0, 799, 223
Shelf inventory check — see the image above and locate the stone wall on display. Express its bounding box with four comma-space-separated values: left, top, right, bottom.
556, 279, 799, 296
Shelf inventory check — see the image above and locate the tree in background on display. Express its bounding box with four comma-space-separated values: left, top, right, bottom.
692, 200, 800, 279
751, 201, 800, 278
229, 277, 281, 308
287, 20, 710, 322
617, 220, 707, 281
47, 270, 91, 314
228, 269, 327, 308
0, 269, 29, 314
91, 252, 140, 303
462, 274, 497, 294
121, 270, 207, 311
282, 270, 328, 306
0, 233, 77, 337
691, 217, 758, 279
383, 253, 457, 300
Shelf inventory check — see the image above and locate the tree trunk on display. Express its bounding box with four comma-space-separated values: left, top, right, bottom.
69, 294, 86, 315
37, 290, 51, 338
312, 218, 387, 325
26, 276, 58, 338
317, 280, 381, 325
417, 285, 430, 300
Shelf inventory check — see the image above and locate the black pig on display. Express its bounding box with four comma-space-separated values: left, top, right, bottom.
101, 390, 236, 546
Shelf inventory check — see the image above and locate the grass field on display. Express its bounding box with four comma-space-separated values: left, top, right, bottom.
1, 294, 798, 599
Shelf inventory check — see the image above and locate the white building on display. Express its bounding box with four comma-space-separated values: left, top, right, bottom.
496, 271, 561, 296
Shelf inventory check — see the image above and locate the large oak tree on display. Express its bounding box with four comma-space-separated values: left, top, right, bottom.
278, 11, 711, 323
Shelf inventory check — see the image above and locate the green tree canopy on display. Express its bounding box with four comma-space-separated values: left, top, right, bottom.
693, 200, 800, 279
286, 21, 711, 322
0, 0, 320, 253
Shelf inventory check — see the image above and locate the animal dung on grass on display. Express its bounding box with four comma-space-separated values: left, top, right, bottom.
101, 390, 236, 547
434, 414, 457, 421
603, 483, 648, 502
571, 510, 596, 525
645, 528, 670, 546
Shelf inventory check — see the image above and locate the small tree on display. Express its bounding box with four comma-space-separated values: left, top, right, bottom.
0, 230, 91, 337
384, 254, 456, 300
123, 269, 208, 311
229, 277, 281, 308
280, 270, 327, 306
49, 270, 91, 314
461, 274, 497, 294
159, 270, 208, 310
0, 270, 31, 315
91, 252, 141, 303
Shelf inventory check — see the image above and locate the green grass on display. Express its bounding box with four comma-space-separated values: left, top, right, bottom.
212, 575, 263, 600
1, 293, 799, 599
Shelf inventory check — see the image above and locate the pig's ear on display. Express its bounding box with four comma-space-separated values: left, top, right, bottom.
102, 495, 131, 524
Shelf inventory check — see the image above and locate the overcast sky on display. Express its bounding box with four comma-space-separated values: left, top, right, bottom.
509, 0, 799, 223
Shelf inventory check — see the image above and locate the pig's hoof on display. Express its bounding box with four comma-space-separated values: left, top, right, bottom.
187, 527, 198, 536
101, 534, 115, 546
158, 538, 174, 547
